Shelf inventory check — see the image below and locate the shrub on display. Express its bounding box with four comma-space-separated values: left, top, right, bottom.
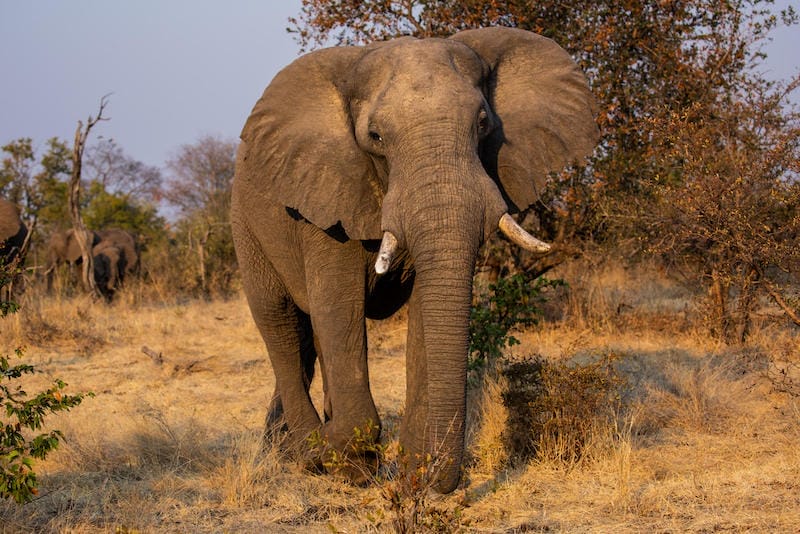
371, 449, 464, 534
1, 262, 91, 503
469, 273, 564, 372
307, 423, 465, 532
500, 352, 626, 466
646, 94, 800, 344
469, 272, 628, 467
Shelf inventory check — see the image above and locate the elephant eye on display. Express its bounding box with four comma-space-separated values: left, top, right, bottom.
369, 131, 383, 143
477, 109, 489, 136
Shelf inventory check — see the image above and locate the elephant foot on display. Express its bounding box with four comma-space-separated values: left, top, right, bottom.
304, 418, 382, 486
262, 399, 288, 446
314, 446, 380, 487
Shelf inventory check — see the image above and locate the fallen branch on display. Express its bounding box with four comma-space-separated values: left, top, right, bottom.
141, 345, 163, 365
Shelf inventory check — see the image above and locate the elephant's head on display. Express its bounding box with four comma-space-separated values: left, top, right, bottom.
93, 243, 123, 301
97, 229, 138, 277
238, 27, 597, 492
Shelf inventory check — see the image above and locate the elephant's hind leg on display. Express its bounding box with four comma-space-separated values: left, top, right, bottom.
234, 226, 322, 453
264, 311, 319, 438
251, 294, 322, 452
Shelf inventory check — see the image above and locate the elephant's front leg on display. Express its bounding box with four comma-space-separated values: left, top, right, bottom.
305, 243, 380, 471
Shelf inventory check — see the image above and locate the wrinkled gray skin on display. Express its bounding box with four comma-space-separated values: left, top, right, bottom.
0, 198, 27, 267
46, 228, 139, 293
232, 27, 598, 493
92, 242, 126, 302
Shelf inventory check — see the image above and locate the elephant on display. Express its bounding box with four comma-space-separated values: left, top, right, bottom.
92, 241, 127, 302
231, 26, 598, 493
0, 198, 27, 267
96, 229, 140, 278
45, 228, 139, 293
1, 198, 29, 298
45, 228, 101, 291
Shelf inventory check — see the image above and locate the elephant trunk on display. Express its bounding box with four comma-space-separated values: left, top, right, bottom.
414, 254, 475, 493
108, 252, 119, 291
382, 137, 550, 492
388, 159, 488, 493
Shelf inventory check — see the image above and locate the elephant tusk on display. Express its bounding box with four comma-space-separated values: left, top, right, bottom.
498, 213, 551, 253
374, 231, 399, 274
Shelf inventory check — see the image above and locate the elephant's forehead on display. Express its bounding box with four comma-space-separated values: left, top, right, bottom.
360, 38, 484, 86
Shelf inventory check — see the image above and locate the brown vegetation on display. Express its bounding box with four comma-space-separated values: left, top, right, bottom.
1, 260, 798, 532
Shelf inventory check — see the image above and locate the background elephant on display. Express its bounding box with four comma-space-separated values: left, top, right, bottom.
45, 228, 139, 292
92, 242, 126, 302
232, 27, 598, 492
1, 198, 28, 298
97, 229, 140, 278
45, 228, 101, 291
0, 198, 27, 267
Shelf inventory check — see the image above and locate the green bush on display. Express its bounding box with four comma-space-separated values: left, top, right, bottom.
469, 273, 563, 372
470, 271, 627, 467
1, 263, 91, 503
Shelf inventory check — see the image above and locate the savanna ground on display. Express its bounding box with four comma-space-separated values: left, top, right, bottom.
1, 260, 799, 533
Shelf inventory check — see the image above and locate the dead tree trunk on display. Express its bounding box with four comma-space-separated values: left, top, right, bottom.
708, 269, 733, 342
189, 224, 213, 299
69, 96, 110, 300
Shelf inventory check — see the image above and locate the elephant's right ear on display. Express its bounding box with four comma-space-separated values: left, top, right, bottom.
238, 47, 381, 240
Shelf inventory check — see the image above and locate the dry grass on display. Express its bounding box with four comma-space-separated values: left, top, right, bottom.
2, 263, 799, 532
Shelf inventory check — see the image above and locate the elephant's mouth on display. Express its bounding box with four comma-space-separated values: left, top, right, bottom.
374, 212, 549, 274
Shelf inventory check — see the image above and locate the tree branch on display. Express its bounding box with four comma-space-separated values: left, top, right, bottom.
69, 94, 111, 300
762, 278, 800, 327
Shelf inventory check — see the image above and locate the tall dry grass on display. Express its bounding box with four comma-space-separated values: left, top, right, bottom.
1, 261, 799, 532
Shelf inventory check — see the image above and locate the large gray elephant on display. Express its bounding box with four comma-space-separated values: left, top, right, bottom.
232, 27, 598, 493
45, 228, 139, 293
0, 198, 27, 267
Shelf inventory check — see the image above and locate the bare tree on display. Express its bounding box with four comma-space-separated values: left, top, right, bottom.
69, 95, 110, 299
85, 138, 163, 202
164, 135, 236, 218
164, 135, 238, 297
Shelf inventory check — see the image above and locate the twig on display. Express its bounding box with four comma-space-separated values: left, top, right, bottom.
762, 279, 800, 327
141, 345, 164, 365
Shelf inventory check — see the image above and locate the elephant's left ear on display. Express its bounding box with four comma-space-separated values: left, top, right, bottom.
451, 27, 599, 212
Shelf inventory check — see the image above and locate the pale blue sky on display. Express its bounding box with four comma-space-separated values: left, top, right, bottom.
1, 1, 797, 171
1, 0, 302, 168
